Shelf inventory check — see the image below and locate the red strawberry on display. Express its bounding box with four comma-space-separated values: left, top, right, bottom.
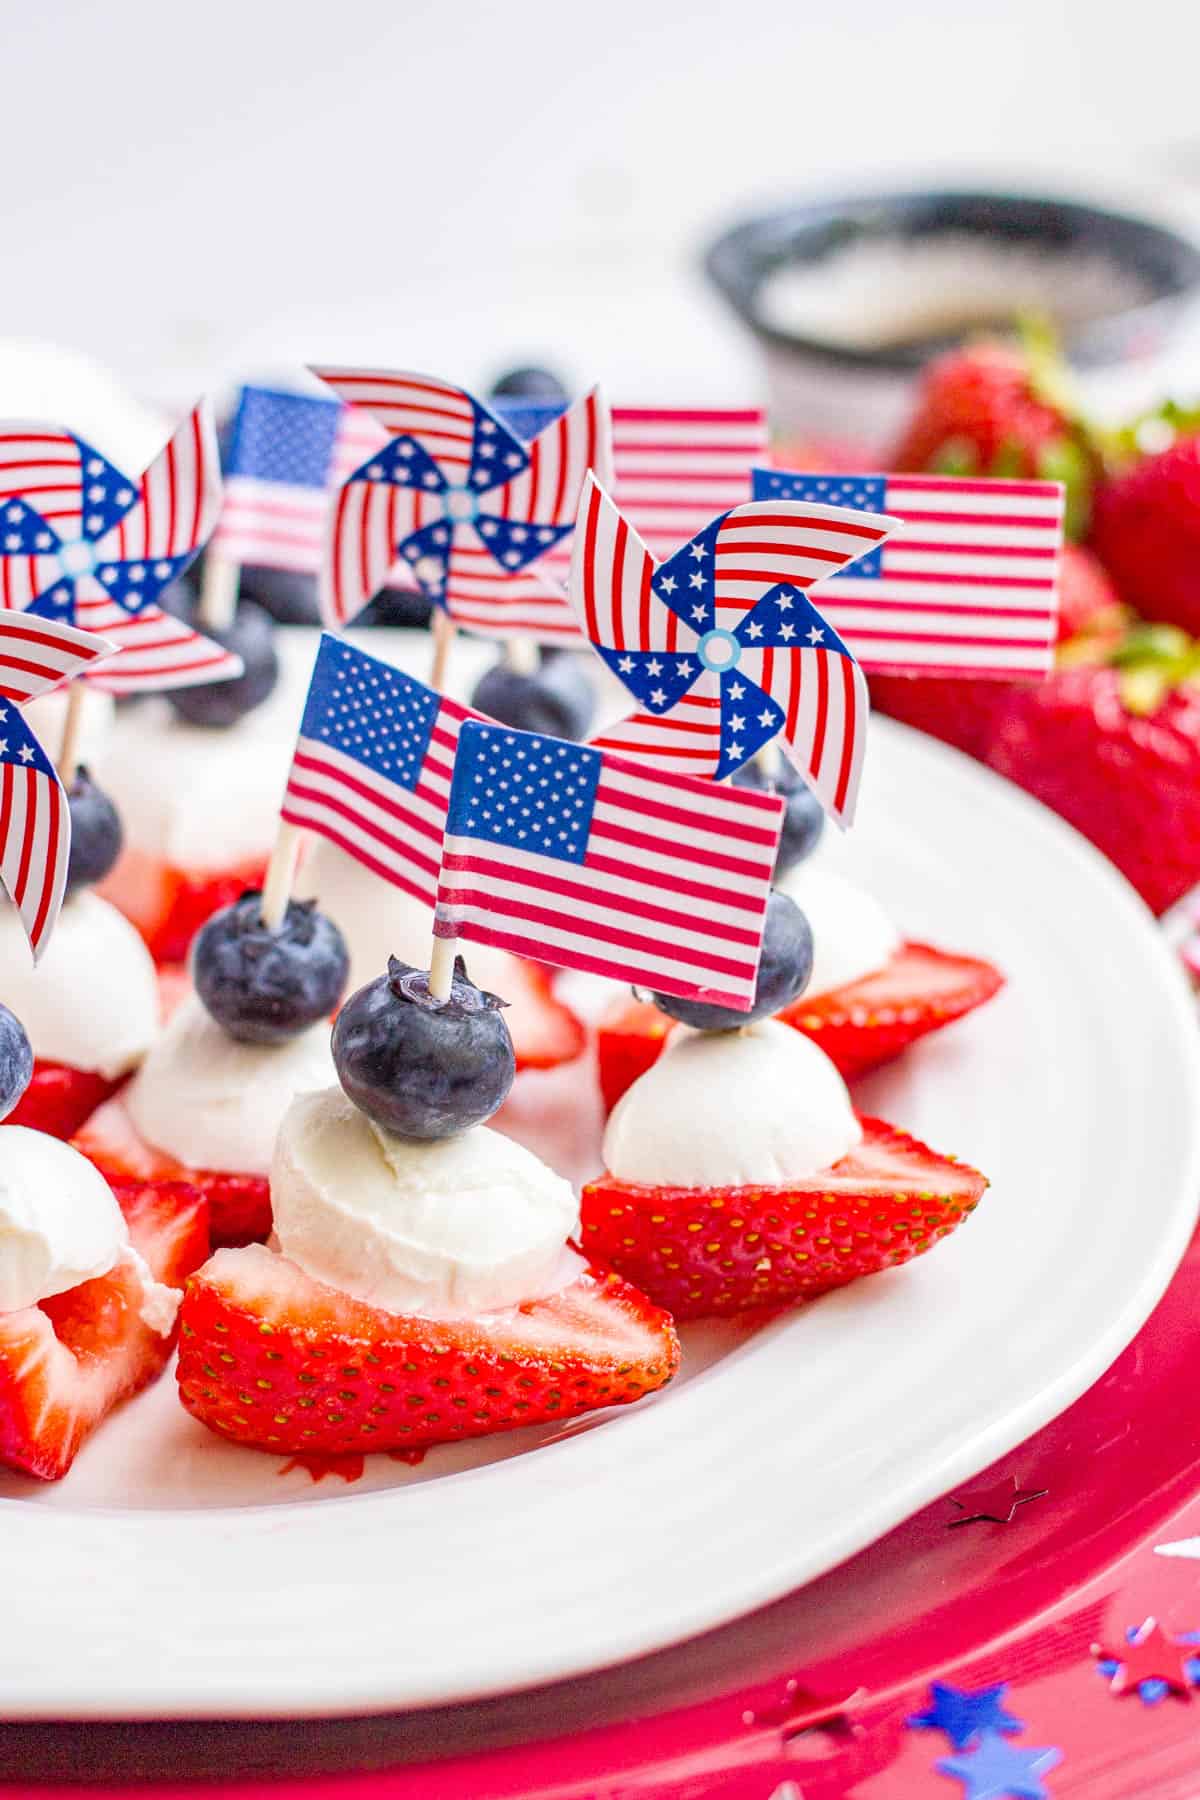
890, 338, 1091, 534
776, 943, 1005, 1079
985, 656, 1200, 916
176, 1245, 680, 1456
595, 943, 1004, 1111
0, 1176, 208, 1481
499, 959, 587, 1072
1055, 542, 1125, 643
97, 848, 268, 965
1091, 431, 1200, 634
74, 1101, 272, 1248
5, 1063, 122, 1140
581, 1117, 987, 1321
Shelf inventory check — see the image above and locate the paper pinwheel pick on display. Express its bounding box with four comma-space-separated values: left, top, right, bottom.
0, 610, 118, 958
0, 402, 241, 693
312, 367, 611, 640
569, 474, 901, 826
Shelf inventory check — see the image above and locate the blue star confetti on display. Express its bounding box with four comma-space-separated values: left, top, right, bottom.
936, 1731, 1062, 1800
908, 1682, 1024, 1751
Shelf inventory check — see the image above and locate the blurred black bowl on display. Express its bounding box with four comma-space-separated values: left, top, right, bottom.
704, 189, 1200, 445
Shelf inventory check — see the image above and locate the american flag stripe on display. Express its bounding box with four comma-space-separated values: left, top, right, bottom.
436, 721, 783, 1011
494, 390, 610, 532
539, 406, 766, 582
753, 469, 1064, 676
280, 635, 478, 909
323, 477, 430, 630
0, 608, 117, 702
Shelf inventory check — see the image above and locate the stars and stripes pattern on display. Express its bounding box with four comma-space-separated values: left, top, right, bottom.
436, 718, 784, 1011
0, 403, 241, 694
570, 475, 899, 826
751, 469, 1065, 677
0, 610, 118, 960
280, 633, 481, 908
312, 367, 610, 640
211, 385, 393, 574
534, 405, 768, 578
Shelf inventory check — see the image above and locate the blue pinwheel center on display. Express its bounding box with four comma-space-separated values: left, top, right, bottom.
696, 627, 741, 673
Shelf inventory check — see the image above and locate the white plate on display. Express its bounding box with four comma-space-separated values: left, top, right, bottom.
3, 720, 1199, 1720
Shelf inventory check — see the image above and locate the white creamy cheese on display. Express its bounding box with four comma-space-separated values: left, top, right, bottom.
0, 891, 159, 1077
125, 996, 335, 1174
271, 1087, 580, 1315
603, 1019, 861, 1188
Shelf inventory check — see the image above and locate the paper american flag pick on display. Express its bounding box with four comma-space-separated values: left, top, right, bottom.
211, 385, 392, 576
569, 474, 901, 827
0, 402, 242, 694
311, 367, 611, 641
279, 633, 482, 911
751, 468, 1065, 677
0, 610, 118, 959
435, 718, 784, 1012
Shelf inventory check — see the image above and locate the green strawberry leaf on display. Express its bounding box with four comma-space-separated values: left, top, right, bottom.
931, 437, 979, 476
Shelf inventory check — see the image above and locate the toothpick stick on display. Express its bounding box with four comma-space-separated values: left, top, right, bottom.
428, 930, 457, 1004
429, 607, 456, 692
197, 554, 241, 631
260, 821, 304, 931
56, 681, 87, 785
504, 636, 539, 676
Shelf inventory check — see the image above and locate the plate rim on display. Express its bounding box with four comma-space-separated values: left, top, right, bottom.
4, 720, 1199, 1720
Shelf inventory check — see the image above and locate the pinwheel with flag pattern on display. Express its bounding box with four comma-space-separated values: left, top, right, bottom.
0, 401, 241, 693
0, 608, 118, 959
311, 367, 610, 641
568, 474, 901, 827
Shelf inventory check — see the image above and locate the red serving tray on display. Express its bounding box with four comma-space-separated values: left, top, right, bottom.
4, 1214, 1200, 1798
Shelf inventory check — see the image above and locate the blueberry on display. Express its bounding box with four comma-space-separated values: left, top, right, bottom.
357, 585, 435, 630
488, 366, 569, 404
193, 894, 350, 1045
236, 564, 321, 627
0, 1004, 33, 1121
651, 890, 814, 1032
733, 757, 825, 880
471, 652, 595, 740
65, 767, 123, 895
166, 600, 280, 728
332, 955, 515, 1139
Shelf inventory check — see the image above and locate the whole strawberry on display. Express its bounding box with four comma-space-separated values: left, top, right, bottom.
890, 338, 1092, 536
1091, 432, 1200, 634
985, 635, 1200, 916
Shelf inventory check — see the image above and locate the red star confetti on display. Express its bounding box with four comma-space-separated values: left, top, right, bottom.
948, 1475, 1048, 1526
1092, 1618, 1196, 1701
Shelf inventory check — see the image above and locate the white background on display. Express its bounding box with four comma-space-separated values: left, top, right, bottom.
1, 0, 1200, 404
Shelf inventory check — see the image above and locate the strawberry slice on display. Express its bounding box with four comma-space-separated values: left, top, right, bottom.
177, 1244, 680, 1456
596, 942, 1004, 1110
580, 1117, 987, 1321
6, 1064, 123, 1140
0, 1177, 209, 1480
74, 1101, 272, 1249
97, 848, 268, 965
777, 942, 1004, 1079
497, 959, 586, 1072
